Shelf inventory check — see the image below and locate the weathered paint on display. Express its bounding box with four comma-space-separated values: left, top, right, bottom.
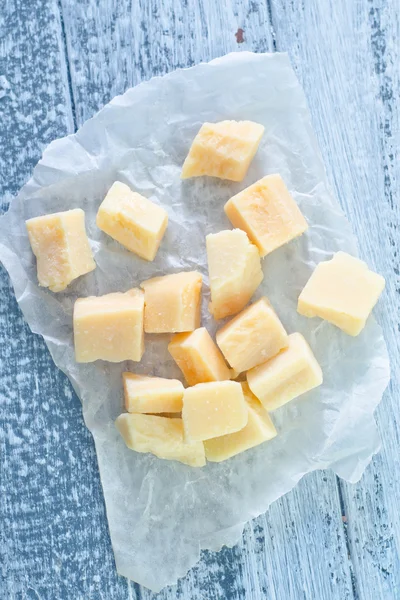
271, 1, 400, 598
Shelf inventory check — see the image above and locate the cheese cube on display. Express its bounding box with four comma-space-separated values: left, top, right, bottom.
140, 271, 202, 333
247, 332, 323, 411
26, 208, 95, 292
204, 382, 277, 462
115, 414, 205, 467
182, 380, 248, 442
168, 327, 231, 386
224, 174, 308, 257
216, 297, 289, 373
123, 373, 184, 414
96, 181, 168, 261
181, 120, 264, 182
74, 288, 144, 363
297, 252, 385, 336
206, 229, 264, 320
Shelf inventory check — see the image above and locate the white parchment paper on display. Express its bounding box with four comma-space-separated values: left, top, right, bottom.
0, 53, 390, 591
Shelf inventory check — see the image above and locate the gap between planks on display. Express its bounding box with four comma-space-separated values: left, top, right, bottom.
57, 0, 78, 132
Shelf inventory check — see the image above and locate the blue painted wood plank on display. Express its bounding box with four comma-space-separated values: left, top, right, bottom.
60, 0, 276, 126
270, 1, 400, 599
0, 0, 73, 201
0, 280, 138, 599
0, 1, 136, 599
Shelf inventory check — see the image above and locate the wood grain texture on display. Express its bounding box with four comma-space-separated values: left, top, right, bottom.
0, 0, 398, 598
143, 473, 353, 600
0, 2, 138, 599
270, 1, 400, 599
0, 0, 73, 202
60, 0, 275, 126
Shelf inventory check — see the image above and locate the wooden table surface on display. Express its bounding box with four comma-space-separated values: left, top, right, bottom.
1, 1, 399, 598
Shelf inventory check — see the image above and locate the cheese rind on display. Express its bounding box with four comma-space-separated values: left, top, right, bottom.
168, 327, 231, 386
115, 413, 206, 467
216, 297, 289, 373
247, 332, 323, 411
224, 174, 308, 257
297, 252, 385, 336
123, 373, 184, 413
204, 382, 277, 462
26, 208, 95, 292
182, 380, 248, 442
181, 120, 265, 182
96, 181, 168, 261
74, 288, 144, 363
140, 271, 202, 333
206, 229, 264, 320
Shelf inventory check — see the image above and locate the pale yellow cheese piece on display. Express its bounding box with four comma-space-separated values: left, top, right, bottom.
115, 413, 205, 467
26, 208, 95, 292
123, 373, 184, 413
96, 181, 168, 261
74, 288, 144, 363
206, 229, 264, 320
168, 327, 231, 386
216, 297, 289, 373
247, 332, 323, 411
224, 174, 308, 257
204, 382, 277, 462
297, 251, 385, 336
181, 120, 265, 182
182, 380, 248, 442
140, 271, 202, 333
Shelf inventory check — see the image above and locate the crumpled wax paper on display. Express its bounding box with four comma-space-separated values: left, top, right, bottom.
0, 52, 390, 591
